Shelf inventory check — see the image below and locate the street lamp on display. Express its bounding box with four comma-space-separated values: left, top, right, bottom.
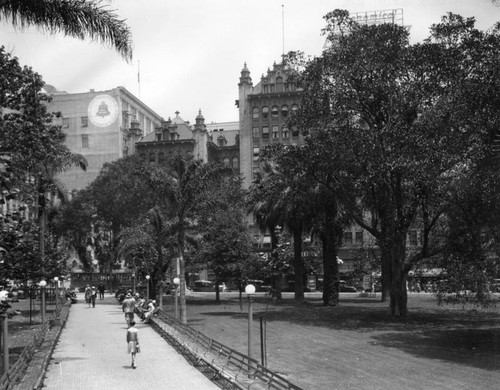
132, 273, 136, 295
245, 284, 256, 363
53, 277, 59, 312
173, 277, 180, 319
145, 275, 150, 299
39, 280, 47, 327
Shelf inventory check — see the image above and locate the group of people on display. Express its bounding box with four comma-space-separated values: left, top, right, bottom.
121, 291, 158, 325
121, 290, 158, 369
84, 283, 106, 307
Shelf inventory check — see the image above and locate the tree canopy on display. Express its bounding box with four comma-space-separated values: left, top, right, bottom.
280, 10, 500, 315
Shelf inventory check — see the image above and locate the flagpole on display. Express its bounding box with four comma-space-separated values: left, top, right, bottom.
137, 59, 141, 99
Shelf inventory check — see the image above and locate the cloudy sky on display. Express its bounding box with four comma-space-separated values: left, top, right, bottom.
1, 0, 499, 123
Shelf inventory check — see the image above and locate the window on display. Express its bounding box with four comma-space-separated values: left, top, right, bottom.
262, 126, 269, 139
232, 157, 239, 169
276, 76, 283, 84
81, 116, 88, 127
262, 106, 269, 119
281, 105, 289, 117
292, 127, 300, 138
149, 153, 155, 163
158, 152, 165, 163
253, 127, 260, 139
355, 231, 363, 246
408, 230, 418, 246
291, 104, 299, 114
156, 134, 162, 141
223, 157, 230, 167
282, 126, 289, 138
270, 84, 275, 93
271, 106, 279, 118
272, 126, 279, 139
81, 134, 89, 148
343, 232, 353, 247
253, 147, 260, 162
62, 118, 69, 128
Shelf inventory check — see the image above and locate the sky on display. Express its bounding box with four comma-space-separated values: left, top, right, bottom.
1, 0, 499, 123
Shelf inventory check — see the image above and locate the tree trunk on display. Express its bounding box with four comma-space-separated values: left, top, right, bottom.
293, 227, 304, 302
215, 278, 220, 303
178, 226, 187, 324
322, 221, 340, 306
389, 240, 408, 317
381, 250, 391, 302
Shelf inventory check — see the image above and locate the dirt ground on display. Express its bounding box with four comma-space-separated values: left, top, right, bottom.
162, 292, 500, 390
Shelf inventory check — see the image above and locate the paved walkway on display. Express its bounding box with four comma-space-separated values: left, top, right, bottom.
42, 294, 218, 390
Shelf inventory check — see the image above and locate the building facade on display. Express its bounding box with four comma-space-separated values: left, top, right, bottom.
46, 86, 164, 192
237, 61, 303, 189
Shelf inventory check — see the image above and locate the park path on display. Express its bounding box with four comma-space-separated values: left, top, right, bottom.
41, 294, 218, 390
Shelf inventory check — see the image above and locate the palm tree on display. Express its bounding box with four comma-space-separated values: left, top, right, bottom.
247, 161, 314, 302
159, 155, 225, 324
37, 150, 87, 276
0, 0, 132, 60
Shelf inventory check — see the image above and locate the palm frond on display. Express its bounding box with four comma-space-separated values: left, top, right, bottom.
0, 0, 133, 61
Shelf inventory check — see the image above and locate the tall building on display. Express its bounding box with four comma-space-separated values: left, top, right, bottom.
45, 86, 164, 192
237, 61, 303, 189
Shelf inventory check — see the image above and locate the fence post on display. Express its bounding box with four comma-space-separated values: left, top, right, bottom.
260, 316, 267, 367
1, 314, 8, 373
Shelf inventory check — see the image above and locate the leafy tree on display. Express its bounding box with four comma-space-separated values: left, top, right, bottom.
0, 0, 133, 60
83, 155, 159, 270
290, 10, 500, 316
0, 46, 86, 279
118, 206, 176, 299
196, 174, 257, 303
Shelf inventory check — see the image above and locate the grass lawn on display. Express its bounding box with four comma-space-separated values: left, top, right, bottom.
161, 291, 500, 390
3, 292, 499, 389
0, 294, 54, 371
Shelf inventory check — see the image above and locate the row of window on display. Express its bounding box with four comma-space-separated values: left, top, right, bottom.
252, 104, 298, 120
222, 157, 239, 170
341, 230, 420, 247
252, 125, 299, 140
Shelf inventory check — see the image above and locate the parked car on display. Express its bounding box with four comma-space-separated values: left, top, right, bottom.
193, 280, 215, 292
339, 281, 358, 293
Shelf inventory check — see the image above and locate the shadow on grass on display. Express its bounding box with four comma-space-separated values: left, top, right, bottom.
371, 327, 500, 371
188, 295, 500, 370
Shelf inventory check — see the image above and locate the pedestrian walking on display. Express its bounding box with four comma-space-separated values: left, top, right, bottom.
126, 320, 140, 368
84, 284, 92, 305
122, 292, 136, 327
98, 283, 105, 300
90, 286, 97, 308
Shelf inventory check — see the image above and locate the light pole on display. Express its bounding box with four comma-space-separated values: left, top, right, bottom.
54, 277, 59, 312
132, 273, 136, 295
173, 277, 180, 320
39, 280, 47, 327
146, 275, 150, 300
245, 284, 255, 364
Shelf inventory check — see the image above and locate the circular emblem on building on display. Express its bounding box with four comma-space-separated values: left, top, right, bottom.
88, 94, 118, 127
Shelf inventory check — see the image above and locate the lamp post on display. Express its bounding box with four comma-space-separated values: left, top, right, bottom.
54, 277, 59, 312
245, 284, 255, 363
145, 275, 150, 299
132, 273, 136, 295
173, 277, 180, 320
39, 280, 47, 327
